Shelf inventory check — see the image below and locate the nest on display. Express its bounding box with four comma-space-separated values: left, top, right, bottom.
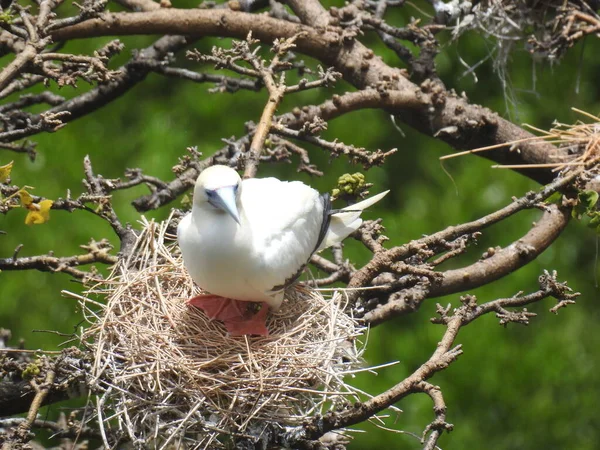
71, 218, 367, 448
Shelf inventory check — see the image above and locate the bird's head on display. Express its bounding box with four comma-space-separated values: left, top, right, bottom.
193, 165, 242, 224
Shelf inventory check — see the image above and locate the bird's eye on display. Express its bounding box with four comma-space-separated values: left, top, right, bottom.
206, 189, 215, 197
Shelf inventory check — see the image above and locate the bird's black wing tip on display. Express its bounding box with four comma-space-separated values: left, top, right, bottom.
313, 193, 332, 254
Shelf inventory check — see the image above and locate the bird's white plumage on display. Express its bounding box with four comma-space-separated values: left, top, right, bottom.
177, 165, 388, 309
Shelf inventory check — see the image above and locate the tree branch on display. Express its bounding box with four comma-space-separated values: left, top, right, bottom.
0, 239, 116, 280
48, 8, 573, 183
0, 348, 89, 417
432, 205, 570, 296
349, 166, 584, 307
364, 204, 571, 325
15, 368, 56, 442
296, 310, 463, 444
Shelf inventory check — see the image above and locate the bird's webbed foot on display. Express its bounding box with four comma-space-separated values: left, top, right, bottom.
188, 295, 270, 336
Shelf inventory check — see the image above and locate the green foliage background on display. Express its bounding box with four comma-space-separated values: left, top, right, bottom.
1, 2, 600, 448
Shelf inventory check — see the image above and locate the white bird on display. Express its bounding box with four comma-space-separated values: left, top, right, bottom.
177, 165, 388, 335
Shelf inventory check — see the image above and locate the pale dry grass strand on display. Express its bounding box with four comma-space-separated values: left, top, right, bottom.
441, 108, 600, 171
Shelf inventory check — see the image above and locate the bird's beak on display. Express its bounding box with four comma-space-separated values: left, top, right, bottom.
211, 186, 241, 224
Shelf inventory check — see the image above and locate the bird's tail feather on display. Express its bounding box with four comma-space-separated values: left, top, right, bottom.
341, 190, 389, 212
318, 190, 389, 250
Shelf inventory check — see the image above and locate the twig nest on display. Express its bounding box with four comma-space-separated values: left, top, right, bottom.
74, 218, 366, 448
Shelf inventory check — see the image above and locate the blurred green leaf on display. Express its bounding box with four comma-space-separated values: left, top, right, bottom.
573, 190, 599, 219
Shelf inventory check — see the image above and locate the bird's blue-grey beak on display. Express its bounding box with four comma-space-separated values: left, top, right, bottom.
208, 186, 241, 224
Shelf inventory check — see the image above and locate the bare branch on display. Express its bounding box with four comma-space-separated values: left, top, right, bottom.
82, 156, 137, 254
431, 205, 570, 297
0, 239, 116, 280
290, 309, 463, 444
150, 65, 263, 93
14, 368, 56, 442
0, 348, 89, 417
0, 416, 101, 440
432, 270, 580, 327
240, 33, 292, 178
48, 7, 576, 183
0, 92, 65, 112
272, 120, 396, 168
351, 166, 585, 311
0, 141, 37, 160
0, 75, 45, 100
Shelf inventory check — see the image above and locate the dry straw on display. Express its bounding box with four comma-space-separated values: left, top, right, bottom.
441, 108, 600, 170
69, 217, 369, 449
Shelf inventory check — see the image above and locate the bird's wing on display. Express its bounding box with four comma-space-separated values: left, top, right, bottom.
241, 178, 326, 293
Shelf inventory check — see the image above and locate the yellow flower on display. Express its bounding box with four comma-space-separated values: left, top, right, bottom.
0, 161, 13, 183
24, 199, 54, 225
18, 189, 33, 207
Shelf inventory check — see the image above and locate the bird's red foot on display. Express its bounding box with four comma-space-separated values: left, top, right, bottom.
187, 295, 270, 336
188, 294, 246, 321
224, 303, 270, 336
